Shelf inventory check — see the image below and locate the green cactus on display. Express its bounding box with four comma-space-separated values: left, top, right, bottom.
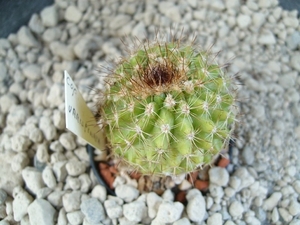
100, 36, 237, 176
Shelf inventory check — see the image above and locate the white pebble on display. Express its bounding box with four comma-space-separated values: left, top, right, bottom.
28, 14, 44, 34
290, 52, 300, 72
65, 5, 82, 23
91, 185, 107, 203
22, 167, 45, 195
258, 30, 276, 45
104, 199, 123, 220
262, 192, 282, 211
279, 207, 293, 223
27, 199, 56, 225
49, 41, 75, 60
123, 201, 147, 222
42, 166, 57, 189
62, 191, 81, 213
155, 201, 184, 224
162, 189, 174, 202
10, 134, 31, 152
65, 160, 86, 176
115, 184, 139, 203
209, 167, 229, 186
0, 93, 18, 113
73, 37, 97, 60
271, 207, 279, 223
47, 191, 65, 208
207, 213, 222, 225
109, 15, 131, 30
66, 211, 84, 225
39, 116, 57, 141
146, 192, 162, 219
13, 188, 34, 222
17, 26, 40, 48
186, 189, 206, 223
173, 217, 191, 225
229, 201, 244, 217
59, 133, 76, 151
40, 5, 58, 27
237, 15, 251, 29
47, 84, 64, 108
293, 180, 300, 194
78, 174, 91, 193
288, 200, 300, 216
53, 161, 68, 182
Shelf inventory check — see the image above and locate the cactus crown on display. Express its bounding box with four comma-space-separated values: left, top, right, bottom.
100, 34, 237, 176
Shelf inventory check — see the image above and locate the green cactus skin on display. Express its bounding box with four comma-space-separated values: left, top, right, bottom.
100, 37, 237, 176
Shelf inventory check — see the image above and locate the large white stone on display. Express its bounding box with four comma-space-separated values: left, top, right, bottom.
186, 189, 206, 223
65, 5, 82, 23
40, 5, 58, 27
28, 199, 56, 225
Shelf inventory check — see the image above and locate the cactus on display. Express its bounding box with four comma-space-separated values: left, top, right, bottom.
99, 35, 237, 176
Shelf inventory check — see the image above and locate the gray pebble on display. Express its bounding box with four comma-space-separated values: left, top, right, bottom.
0, 189, 7, 205
59, 133, 76, 151
81, 197, 105, 223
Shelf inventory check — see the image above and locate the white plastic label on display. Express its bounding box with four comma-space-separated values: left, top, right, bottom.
64, 70, 105, 151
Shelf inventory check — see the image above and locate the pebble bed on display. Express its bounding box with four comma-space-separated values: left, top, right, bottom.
0, 0, 300, 224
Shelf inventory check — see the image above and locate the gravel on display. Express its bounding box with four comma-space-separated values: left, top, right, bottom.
0, 0, 300, 224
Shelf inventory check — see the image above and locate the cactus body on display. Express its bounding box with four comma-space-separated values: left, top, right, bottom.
100, 38, 236, 176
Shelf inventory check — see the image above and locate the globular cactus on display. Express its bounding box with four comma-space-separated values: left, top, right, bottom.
99, 35, 237, 176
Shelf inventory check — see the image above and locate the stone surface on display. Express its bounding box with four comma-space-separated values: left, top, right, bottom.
123, 201, 147, 222
13, 188, 34, 222
27, 199, 56, 225
65, 5, 82, 23
65, 161, 86, 176
155, 201, 184, 224
186, 189, 206, 223
209, 167, 229, 186
229, 201, 244, 217
115, 184, 139, 203
22, 167, 45, 195
17, 26, 40, 47
40, 5, 58, 27
81, 198, 105, 224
